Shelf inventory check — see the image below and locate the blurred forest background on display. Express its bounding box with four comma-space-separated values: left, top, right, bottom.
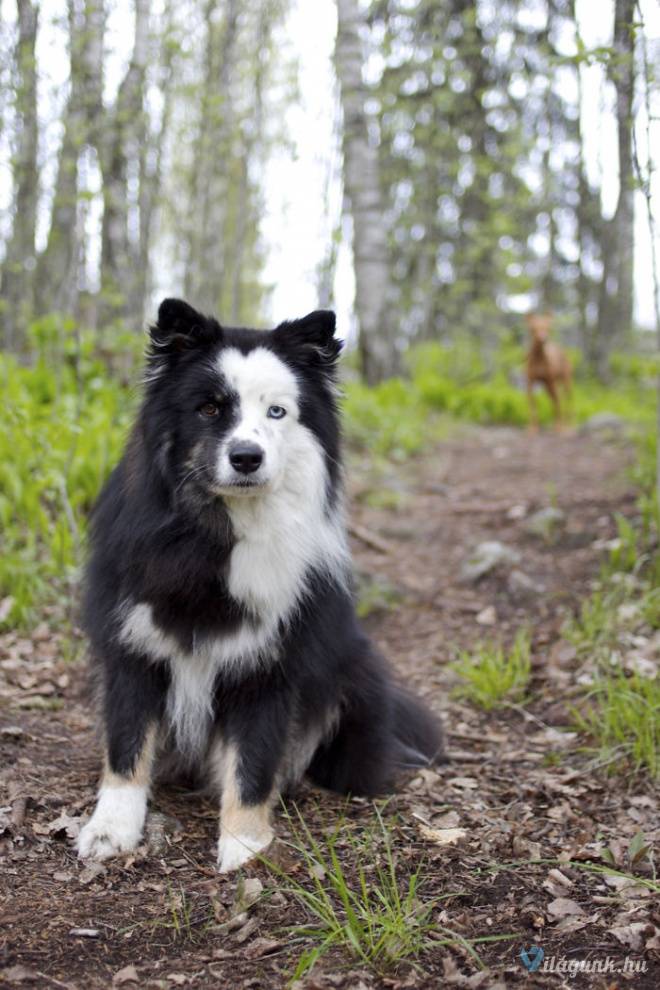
0, 0, 658, 627
1, 0, 659, 369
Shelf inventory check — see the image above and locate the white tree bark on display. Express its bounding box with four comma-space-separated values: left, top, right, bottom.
184, 0, 239, 312
36, 0, 105, 321
335, 0, 396, 383
99, 0, 150, 322
1, 0, 39, 349
595, 0, 636, 372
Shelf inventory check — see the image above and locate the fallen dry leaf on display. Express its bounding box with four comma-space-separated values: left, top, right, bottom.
113, 965, 139, 985
476, 605, 497, 626
441, 955, 491, 987
211, 948, 233, 960
0, 966, 38, 984
547, 897, 584, 919
35, 811, 81, 840
512, 835, 541, 860
233, 917, 259, 944
609, 921, 651, 952
434, 810, 461, 829
646, 927, 660, 951
79, 862, 106, 884
243, 937, 282, 959
554, 911, 600, 934
448, 777, 479, 790
542, 868, 574, 897
0, 725, 25, 740
418, 824, 468, 846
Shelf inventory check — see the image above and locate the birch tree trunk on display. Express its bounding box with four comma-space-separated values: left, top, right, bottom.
184, 0, 239, 312
98, 0, 149, 324
632, 0, 660, 523
595, 0, 636, 375
229, 3, 272, 324
335, 0, 397, 384
135, 0, 177, 322
573, 0, 596, 363
36, 0, 105, 321
1, 0, 39, 350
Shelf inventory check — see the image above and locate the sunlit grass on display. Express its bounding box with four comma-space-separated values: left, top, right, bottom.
563, 461, 659, 780
572, 673, 660, 780
342, 377, 451, 458
563, 585, 629, 659
450, 629, 531, 711
0, 342, 135, 629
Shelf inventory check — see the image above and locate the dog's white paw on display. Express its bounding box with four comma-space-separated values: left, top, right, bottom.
77, 785, 147, 862
77, 818, 141, 861
217, 828, 274, 873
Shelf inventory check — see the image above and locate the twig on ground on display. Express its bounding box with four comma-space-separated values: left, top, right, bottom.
348, 521, 393, 554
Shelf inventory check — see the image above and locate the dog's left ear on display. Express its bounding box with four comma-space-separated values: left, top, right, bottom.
149, 298, 222, 354
273, 310, 342, 369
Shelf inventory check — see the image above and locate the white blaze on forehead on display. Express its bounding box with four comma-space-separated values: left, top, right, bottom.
218, 347, 299, 414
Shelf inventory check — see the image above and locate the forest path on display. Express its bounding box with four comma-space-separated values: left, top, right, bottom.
2, 425, 658, 989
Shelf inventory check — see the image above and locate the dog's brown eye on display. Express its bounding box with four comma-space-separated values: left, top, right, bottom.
199, 402, 219, 418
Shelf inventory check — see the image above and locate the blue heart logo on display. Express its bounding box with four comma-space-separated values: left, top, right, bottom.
519, 945, 544, 972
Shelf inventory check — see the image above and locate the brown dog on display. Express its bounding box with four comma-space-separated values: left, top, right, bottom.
525, 313, 572, 431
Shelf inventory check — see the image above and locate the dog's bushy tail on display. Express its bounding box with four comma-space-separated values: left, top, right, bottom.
307, 679, 445, 797
390, 685, 446, 770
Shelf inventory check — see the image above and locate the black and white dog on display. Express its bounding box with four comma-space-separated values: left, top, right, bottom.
77, 299, 443, 872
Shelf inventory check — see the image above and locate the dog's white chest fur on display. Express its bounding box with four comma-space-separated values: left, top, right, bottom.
225, 464, 347, 622
118, 440, 348, 755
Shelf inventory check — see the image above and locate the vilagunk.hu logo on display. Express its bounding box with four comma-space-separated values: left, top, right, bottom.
519, 945, 648, 978
519, 946, 544, 972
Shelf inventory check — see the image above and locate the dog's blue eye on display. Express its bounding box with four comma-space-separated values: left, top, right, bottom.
267, 405, 286, 419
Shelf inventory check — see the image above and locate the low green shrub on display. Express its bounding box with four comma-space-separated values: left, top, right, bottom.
0, 335, 136, 628
343, 341, 657, 455
342, 378, 444, 458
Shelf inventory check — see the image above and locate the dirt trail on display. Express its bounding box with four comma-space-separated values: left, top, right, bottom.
2, 427, 658, 989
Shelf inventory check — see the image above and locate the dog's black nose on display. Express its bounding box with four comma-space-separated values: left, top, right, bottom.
229, 441, 264, 475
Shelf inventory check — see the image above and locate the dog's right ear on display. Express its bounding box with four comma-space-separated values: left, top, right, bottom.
148, 298, 222, 355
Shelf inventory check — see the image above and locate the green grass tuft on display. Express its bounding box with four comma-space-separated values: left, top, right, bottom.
450, 629, 532, 710
264, 804, 506, 980
573, 673, 660, 780
563, 584, 629, 659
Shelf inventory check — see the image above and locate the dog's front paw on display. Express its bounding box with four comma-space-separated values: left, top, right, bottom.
217, 827, 274, 873
77, 786, 147, 862
77, 817, 141, 861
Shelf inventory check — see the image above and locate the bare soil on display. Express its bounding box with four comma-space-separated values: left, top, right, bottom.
1, 427, 658, 990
